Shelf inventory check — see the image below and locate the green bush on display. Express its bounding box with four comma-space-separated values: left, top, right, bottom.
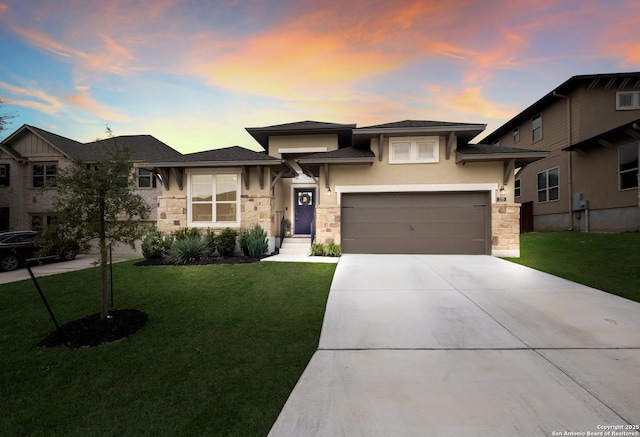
172, 227, 201, 241
141, 225, 173, 259
217, 227, 238, 257
310, 242, 341, 257
310, 243, 325, 256
205, 228, 217, 254
246, 224, 268, 258
163, 235, 210, 265
238, 228, 250, 256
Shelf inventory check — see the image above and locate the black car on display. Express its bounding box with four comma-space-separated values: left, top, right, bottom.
0, 231, 78, 272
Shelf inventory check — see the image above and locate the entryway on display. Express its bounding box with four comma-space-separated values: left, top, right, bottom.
293, 188, 315, 235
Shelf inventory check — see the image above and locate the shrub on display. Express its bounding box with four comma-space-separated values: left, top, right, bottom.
217, 227, 238, 257
205, 228, 217, 254
246, 224, 268, 258
141, 225, 173, 259
238, 228, 250, 256
172, 227, 201, 241
310, 243, 325, 256
163, 235, 210, 265
310, 242, 341, 257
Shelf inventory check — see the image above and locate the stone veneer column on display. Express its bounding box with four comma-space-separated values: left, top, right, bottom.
491, 203, 520, 257
241, 195, 274, 236
315, 205, 341, 245
157, 195, 187, 234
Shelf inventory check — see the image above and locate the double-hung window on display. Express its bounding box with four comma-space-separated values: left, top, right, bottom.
532, 115, 542, 142
619, 142, 639, 190
514, 179, 521, 198
0, 164, 9, 186
389, 136, 439, 164
513, 127, 520, 143
537, 168, 559, 202
188, 173, 239, 226
137, 168, 156, 188
32, 163, 57, 187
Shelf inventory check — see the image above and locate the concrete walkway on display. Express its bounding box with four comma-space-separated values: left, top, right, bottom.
268, 254, 640, 436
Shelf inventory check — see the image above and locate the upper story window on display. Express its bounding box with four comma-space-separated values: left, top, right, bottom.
32, 163, 57, 188
537, 167, 559, 202
0, 164, 9, 186
137, 168, 156, 189
616, 91, 640, 110
514, 179, 521, 198
389, 136, 439, 164
619, 142, 639, 190
513, 127, 520, 143
188, 172, 240, 226
532, 115, 542, 142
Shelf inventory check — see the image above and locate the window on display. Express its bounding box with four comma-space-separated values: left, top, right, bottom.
493, 139, 501, 147
31, 214, 55, 232
513, 127, 520, 143
619, 142, 639, 190
532, 115, 542, 142
537, 168, 559, 202
514, 179, 521, 198
389, 136, 439, 164
188, 173, 239, 225
32, 163, 57, 187
0, 164, 9, 186
137, 168, 156, 188
616, 91, 640, 110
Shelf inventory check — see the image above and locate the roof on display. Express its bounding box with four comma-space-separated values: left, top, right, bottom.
1, 124, 182, 163
353, 120, 486, 146
296, 147, 375, 178
456, 143, 549, 167
563, 118, 640, 152
481, 72, 640, 144
246, 121, 356, 150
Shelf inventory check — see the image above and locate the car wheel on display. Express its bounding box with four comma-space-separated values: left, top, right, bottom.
1, 254, 21, 272
61, 248, 77, 261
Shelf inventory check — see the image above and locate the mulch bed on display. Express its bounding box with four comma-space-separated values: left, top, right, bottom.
134, 255, 267, 266
39, 309, 148, 349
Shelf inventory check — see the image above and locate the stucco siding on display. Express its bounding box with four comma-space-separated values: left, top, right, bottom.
268, 134, 339, 158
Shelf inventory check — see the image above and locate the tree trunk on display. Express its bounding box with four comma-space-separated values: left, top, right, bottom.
99, 201, 108, 320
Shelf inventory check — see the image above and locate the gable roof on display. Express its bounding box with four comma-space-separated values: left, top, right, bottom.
563, 118, 640, 152
481, 72, 640, 144
246, 120, 356, 150
0, 124, 182, 163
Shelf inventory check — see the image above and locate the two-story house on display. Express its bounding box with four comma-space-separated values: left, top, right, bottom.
480, 72, 640, 232
0, 124, 183, 232
141, 120, 547, 257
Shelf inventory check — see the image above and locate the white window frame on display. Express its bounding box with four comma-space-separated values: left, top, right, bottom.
532, 115, 542, 142
32, 162, 57, 188
619, 142, 639, 190
187, 170, 241, 227
388, 136, 440, 164
616, 91, 640, 110
137, 168, 155, 189
537, 167, 559, 203
513, 127, 520, 143
514, 179, 521, 198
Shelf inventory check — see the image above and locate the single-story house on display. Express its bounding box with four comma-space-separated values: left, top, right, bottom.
141, 120, 548, 257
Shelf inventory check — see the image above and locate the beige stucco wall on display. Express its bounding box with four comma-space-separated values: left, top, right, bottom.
268, 134, 339, 158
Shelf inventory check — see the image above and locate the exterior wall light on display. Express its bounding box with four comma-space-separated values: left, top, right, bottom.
326, 187, 332, 196
499, 186, 506, 196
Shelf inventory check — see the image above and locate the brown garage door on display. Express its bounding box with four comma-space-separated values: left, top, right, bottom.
341, 192, 491, 254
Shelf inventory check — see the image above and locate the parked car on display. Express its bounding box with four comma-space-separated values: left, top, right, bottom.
0, 231, 78, 272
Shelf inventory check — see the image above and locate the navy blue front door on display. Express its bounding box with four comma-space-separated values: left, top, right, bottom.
294, 188, 315, 234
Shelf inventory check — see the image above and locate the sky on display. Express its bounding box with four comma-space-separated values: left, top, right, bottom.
1, 0, 639, 153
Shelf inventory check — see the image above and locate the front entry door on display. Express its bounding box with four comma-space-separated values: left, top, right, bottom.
294, 188, 315, 234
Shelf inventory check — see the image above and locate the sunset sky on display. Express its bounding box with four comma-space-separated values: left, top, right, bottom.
1, 0, 639, 153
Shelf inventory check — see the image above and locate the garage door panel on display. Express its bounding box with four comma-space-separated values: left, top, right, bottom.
341, 192, 490, 255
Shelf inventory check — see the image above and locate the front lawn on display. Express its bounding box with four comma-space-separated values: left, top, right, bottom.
506, 231, 640, 303
0, 261, 336, 436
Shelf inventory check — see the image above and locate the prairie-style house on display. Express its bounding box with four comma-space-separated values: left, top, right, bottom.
480, 72, 640, 232
141, 120, 547, 257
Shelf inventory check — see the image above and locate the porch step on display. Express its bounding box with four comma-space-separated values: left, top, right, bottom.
279, 237, 312, 256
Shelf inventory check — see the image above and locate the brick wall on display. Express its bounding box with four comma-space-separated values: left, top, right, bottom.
492, 203, 520, 257
315, 205, 341, 244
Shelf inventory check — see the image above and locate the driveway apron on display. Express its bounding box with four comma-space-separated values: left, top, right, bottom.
268, 254, 640, 436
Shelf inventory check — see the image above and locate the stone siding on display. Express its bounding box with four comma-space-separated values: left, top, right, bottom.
157, 195, 188, 234
315, 205, 341, 245
492, 203, 520, 257
240, 195, 274, 236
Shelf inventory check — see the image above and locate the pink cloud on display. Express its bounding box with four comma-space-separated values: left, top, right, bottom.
65, 91, 131, 122
0, 81, 62, 114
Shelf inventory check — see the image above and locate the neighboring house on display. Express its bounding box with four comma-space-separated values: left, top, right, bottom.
142, 120, 547, 257
0, 124, 183, 232
480, 72, 640, 232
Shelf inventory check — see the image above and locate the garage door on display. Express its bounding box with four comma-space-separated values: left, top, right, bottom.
341, 192, 491, 254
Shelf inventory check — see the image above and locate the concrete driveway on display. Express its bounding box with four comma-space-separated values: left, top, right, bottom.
269, 254, 640, 436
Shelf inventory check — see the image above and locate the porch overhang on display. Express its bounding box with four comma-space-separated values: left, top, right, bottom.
455, 146, 549, 184
562, 119, 640, 154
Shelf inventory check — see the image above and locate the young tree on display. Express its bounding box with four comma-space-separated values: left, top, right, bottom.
0, 98, 17, 134
43, 137, 151, 319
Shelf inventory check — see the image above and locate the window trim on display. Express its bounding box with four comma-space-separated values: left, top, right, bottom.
137, 168, 156, 189
619, 142, 639, 191
537, 167, 559, 203
532, 114, 542, 142
388, 136, 440, 164
514, 179, 521, 198
32, 162, 58, 188
616, 91, 640, 110
186, 170, 241, 227
0, 163, 9, 187
513, 127, 520, 143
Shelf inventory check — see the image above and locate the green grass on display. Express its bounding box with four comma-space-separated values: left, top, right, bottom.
0, 261, 336, 436
506, 231, 640, 303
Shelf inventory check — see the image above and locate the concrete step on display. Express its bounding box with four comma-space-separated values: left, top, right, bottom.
279, 237, 311, 255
